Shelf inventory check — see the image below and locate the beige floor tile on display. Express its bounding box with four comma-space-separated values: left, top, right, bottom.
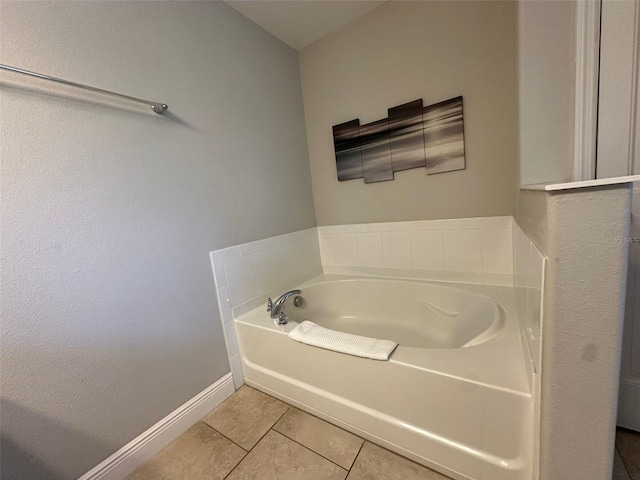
226, 430, 348, 480
273, 407, 364, 469
202, 385, 288, 450
617, 428, 640, 480
614, 449, 631, 480
126, 422, 245, 480
346, 442, 451, 480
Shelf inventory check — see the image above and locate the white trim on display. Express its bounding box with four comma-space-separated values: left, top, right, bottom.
520, 174, 640, 191
631, 0, 640, 177
78, 373, 235, 480
573, 0, 601, 182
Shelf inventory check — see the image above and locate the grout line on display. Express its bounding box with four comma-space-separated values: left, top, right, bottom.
257, 405, 291, 445
143, 385, 457, 480
221, 435, 248, 480
244, 404, 291, 451
349, 438, 367, 472
271, 427, 351, 473
352, 231, 359, 268
200, 421, 248, 454
221, 406, 291, 480
193, 386, 458, 479
282, 407, 366, 471
222, 462, 236, 480
196, 423, 248, 480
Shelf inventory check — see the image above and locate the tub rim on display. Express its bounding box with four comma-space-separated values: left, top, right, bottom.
234, 273, 531, 396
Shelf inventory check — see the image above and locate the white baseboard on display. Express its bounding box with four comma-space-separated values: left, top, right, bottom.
78, 373, 235, 480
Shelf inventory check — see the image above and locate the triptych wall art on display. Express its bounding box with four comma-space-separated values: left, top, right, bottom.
332, 96, 466, 183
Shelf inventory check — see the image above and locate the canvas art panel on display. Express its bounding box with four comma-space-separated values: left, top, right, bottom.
423, 96, 466, 175
333, 119, 364, 181
332, 96, 465, 183
388, 99, 426, 172
359, 118, 394, 183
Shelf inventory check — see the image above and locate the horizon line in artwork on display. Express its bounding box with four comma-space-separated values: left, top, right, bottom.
332, 96, 466, 183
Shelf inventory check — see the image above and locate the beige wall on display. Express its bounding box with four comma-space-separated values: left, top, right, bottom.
0, 2, 315, 478
517, 0, 576, 185
299, 1, 519, 226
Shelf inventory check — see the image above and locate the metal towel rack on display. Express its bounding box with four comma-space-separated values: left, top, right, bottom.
0, 64, 168, 114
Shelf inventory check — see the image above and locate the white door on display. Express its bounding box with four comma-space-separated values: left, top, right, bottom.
597, 0, 640, 432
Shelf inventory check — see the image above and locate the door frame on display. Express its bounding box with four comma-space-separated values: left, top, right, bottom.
573, 0, 640, 181
573, 0, 601, 182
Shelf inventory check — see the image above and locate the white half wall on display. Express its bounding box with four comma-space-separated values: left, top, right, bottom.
517, 183, 633, 480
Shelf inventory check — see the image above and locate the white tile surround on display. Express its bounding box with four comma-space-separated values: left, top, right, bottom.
210, 215, 543, 389
318, 216, 514, 285
210, 228, 322, 388
513, 221, 546, 380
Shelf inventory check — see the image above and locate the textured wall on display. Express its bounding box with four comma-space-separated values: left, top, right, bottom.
517, 185, 632, 480
517, 0, 576, 185
618, 185, 640, 430
0, 2, 315, 478
299, 1, 519, 226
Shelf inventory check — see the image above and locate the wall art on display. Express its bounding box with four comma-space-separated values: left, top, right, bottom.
332, 96, 465, 183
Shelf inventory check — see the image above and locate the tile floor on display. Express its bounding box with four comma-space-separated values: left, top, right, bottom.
127, 385, 451, 480
128, 385, 640, 480
615, 427, 640, 480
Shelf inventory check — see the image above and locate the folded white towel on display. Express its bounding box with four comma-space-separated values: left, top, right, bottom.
288, 321, 398, 361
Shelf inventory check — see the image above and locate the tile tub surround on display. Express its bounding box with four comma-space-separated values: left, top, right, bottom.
317, 216, 514, 286
513, 221, 546, 377
210, 217, 517, 389
210, 228, 322, 389
512, 220, 545, 480
128, 385, 452, 480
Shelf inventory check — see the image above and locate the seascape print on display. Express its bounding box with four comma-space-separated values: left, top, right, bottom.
422, 97, 465, 175
332, 96, 465, 183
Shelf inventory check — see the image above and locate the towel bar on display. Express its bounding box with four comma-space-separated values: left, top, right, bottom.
0, 63, 168, 114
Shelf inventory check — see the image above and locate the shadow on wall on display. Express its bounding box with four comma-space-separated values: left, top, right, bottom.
0, 399, 110, 480
0, 81, 198, 130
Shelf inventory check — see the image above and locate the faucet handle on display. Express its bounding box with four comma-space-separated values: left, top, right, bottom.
266, 298, 273, 312
277, 311, 288, 326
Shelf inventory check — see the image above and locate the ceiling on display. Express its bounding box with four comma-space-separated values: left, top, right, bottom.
223, 1, 387, 51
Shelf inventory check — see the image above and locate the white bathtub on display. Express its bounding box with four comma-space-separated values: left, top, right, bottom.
234, 274, 534, 480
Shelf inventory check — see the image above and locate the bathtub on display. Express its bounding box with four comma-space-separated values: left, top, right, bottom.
234, 274, 534, 480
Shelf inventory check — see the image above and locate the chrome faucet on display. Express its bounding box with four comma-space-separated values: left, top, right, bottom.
267, 289, 302, 325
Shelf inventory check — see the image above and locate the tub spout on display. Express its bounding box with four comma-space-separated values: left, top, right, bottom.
267, 289, 302, 321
